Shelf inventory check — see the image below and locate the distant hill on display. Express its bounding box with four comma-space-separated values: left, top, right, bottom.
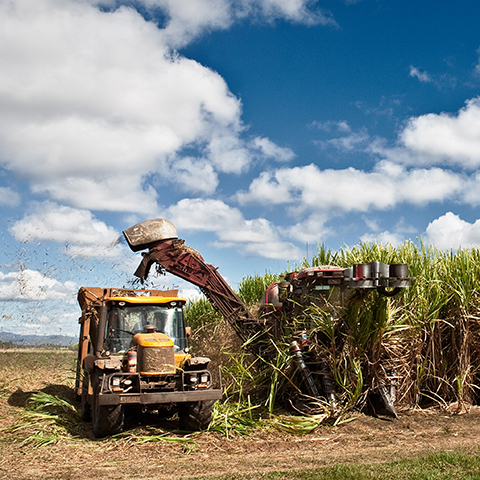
0, 331, 77, 347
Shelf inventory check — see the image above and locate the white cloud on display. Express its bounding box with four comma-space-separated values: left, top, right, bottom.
166, 198, 244, 232
178, 286, 204, 302
167, 157, 219, 194
9, 202, 127, 259
165, 198, 302, 259
284, 214, 332, 244
397, 97, 480, 169
252, 137, 296, 162
32, 176, 159, 214
362, 215, 381, 232
139, 0, 337, 46
311, 120, 351, 133
360, 231, 405, 246
240, 0, 337, 26
0, 268, 77, 302
0, 0, 248, 212
237, 161, 463, 213
359, 216, 417, 246
0, 0, 331, 222
0, 187, 20, 207
409, 66, 432, 83
460, 172, 480, 206
206, 134, 252, 174
324, 128, 370, 151
425, 212, 480, 250
138, 0, 233, 48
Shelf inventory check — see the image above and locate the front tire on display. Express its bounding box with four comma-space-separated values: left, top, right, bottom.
179, 400, 215, 431
91, 373, 124, 438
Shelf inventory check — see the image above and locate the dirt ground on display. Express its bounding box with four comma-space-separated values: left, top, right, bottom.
2, 350, 480, 480
2, 403, 480, 479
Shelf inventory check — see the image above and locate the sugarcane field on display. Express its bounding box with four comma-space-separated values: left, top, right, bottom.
2, 240, 480, 479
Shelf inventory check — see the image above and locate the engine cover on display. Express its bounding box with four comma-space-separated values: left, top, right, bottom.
133, 332, 176, 375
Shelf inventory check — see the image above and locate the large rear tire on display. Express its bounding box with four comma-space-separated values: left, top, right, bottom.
179, 400, 215, 431
91, 373, 124, 438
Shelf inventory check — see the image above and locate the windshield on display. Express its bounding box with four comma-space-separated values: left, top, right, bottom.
105, 304, 187, 353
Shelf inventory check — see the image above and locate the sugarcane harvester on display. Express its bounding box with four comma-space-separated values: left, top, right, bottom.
123, 218, 413, 416
261, 264, 412, 416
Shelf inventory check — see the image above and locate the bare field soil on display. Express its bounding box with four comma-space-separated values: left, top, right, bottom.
1, 350, 480, 480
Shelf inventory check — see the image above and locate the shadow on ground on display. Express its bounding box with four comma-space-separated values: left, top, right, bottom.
7, 385, 184, 440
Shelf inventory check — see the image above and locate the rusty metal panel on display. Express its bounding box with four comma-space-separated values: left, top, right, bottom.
133, 239, 262, 343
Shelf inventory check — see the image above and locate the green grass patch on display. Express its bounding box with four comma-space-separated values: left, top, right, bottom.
188, 452, 480, 480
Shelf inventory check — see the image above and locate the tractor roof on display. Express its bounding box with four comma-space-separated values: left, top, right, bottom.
107, 296, 186, 304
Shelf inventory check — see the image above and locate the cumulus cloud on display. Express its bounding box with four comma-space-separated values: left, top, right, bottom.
284, 214, 332, 244
0, 187, 20, 207
395, 97, 480, 169
130, 0, 334, 47
0, 0, 304, 212
359, 215, 417, 247
0, 1, 241, 212
252, 137, 296, 162
138, 0, 233, 48
165, 198, 302, 259
234, 160, 469, 245
460, 172, 480, 206
425, 212, 480, 250
166, 157, 219, 195
0, 268, 77, 302
237, 161, 464, 213
32, 176, 159, 214
9, 202, 127, 259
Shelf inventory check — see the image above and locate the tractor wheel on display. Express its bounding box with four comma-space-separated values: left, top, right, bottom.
179, 400, 215, 431
91, 374, 124, 438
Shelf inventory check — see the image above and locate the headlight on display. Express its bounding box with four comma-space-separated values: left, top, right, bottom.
111, 376, 122, 392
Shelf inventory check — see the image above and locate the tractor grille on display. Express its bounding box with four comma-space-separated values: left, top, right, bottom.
138, 345, 176, 375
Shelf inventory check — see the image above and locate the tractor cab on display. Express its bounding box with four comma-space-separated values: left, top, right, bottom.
104, 296, 188, 354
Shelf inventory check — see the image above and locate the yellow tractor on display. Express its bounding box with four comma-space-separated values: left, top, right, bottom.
75, 287, 222, 437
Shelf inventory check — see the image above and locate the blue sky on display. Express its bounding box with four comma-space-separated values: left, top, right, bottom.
2, 0, 480, 338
